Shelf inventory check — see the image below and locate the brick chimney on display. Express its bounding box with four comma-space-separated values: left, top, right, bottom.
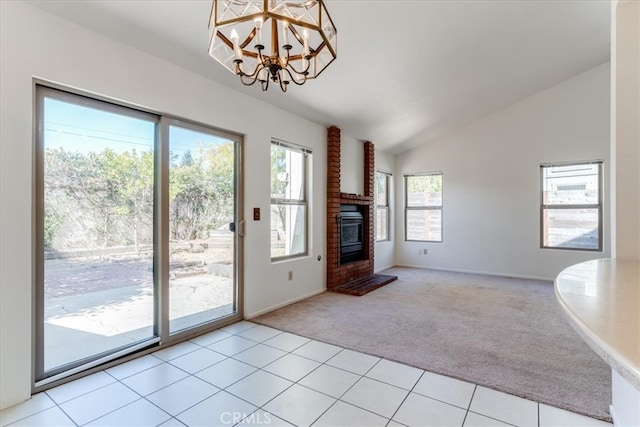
326, 126, 375, 288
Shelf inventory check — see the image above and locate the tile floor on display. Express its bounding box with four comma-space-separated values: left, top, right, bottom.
1, 321, 613, 427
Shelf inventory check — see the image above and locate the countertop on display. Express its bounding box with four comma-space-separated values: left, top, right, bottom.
555, 258, 639, 389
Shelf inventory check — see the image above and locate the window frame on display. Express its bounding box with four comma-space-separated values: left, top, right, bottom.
270, 139, 311, 261
34, 82, 244, 388
375, 170, 391, 242
540, 160, 603, 252
404, 172, 443, 243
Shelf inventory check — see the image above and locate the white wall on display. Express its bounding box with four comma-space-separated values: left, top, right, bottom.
394, 63, 611, 280
340, 134, 364, 195
0, 1, 327, 409
374, 150, 395, 271
611, 0, 640, 260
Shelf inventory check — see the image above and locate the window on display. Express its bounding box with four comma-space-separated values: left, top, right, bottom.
375, 171, 391, 241
541, 161, 603, 251
270, 140, 310, 259
405, 173, 443, 242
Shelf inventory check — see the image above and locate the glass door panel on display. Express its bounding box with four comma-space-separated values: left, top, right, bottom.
168, 124, 236, 333
40, 92, 157, 375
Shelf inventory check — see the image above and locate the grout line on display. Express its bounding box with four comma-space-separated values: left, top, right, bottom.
18, 322, 551, 427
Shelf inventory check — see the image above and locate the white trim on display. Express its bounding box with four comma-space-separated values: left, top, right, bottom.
245, 288, 325, 319
394, 264, 553, 282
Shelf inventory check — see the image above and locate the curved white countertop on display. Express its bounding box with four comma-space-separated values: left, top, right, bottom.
555, 258, 640, 390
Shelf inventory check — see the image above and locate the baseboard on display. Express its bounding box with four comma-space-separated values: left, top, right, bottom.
245, 288, 325, 319
394, 264, 553, 282
609, 404, 618, 426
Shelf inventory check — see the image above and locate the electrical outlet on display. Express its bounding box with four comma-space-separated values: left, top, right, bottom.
423, 248, 428, 255
288, 271, 293, 281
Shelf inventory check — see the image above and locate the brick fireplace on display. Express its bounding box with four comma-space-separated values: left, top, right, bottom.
326, 126, 375, 289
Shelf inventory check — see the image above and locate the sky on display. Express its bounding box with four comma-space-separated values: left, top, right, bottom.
44, 97, 232, 158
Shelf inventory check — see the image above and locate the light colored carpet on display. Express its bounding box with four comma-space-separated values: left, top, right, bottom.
254, 267, 611, 421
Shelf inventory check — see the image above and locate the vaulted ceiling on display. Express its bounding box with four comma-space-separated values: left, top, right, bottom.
27, 0, 610, 153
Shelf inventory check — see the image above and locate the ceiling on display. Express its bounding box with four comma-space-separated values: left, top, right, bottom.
26, 0, 610, 154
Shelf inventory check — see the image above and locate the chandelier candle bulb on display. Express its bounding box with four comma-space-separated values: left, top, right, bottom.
303, 29, 310, 56
282, 21, 290, 47
254, 17, 263, 45
230, 29, 242, 60
259, 68, 268, 82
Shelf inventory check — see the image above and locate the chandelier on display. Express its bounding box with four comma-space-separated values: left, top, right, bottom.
208, 0, 337, 92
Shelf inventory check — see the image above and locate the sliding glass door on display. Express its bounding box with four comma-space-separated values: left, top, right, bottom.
167, 122, 238, 334
35, 86, 242, 385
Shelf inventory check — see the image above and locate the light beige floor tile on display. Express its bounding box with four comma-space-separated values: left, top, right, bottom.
86, 398, 170, 426
168, 347, 226, 374
263, 384, 335, 427
146, 376, 218, 416
189, 330, 232, 347
5, 407, 74, 427
237, 325, 281, 343
263, 353, 321, 382
292, 340, 342, 363
46, 371, 115, 404
232, 344, 286, 368
313, 401, 388, 427
121, 363, 188, 396
59, 382, 139, 426
299, 364, 360, 398
226, 370, 292, 407
469, 386, 537, 427
207, 335, 257, 356
177, 391, 256, 427
366, 359, 424, 390
237, 410, 294, 426
0, 393, 55, 426
463, 412, 512, 426
106, 355, 163, 380
341, 377, 408, 419
539, 404, 612, 427
263, 332, 310, 352
413, 371, 475, 409
393, 392, 467, 427
326, 349, 380, 376
220, 321, 258, 334
152, 341, 200, 361
195, 357, 256, 388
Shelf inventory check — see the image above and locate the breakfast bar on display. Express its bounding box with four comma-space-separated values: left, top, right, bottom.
555, 258, 640, 426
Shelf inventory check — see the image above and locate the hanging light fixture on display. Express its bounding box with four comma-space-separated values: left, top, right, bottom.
208, 0, 337, 92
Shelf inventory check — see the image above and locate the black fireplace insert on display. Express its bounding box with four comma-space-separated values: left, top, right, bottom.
339, 205, 364, 264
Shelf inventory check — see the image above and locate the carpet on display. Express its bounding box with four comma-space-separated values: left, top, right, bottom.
253, 267, 611, 421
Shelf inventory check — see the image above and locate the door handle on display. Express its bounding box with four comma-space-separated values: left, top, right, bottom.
229, 222, 235, 232
238, 219, 245, 238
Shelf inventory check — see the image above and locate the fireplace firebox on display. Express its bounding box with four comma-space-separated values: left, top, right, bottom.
339, 205, 364, 264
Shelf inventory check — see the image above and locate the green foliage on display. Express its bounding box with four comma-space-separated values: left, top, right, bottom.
169, 143, 235, 240
44, 207, 65, 250
44, 142, 235, 251
270, 145, 288, 198
407, 174, 442, 193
